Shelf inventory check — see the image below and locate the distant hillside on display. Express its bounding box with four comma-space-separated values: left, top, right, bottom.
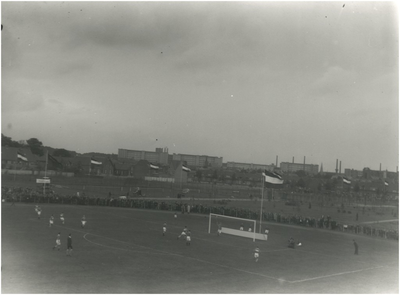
44, 146, 77, 157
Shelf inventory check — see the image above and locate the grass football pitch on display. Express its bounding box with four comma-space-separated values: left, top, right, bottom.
2, 203, 398, 293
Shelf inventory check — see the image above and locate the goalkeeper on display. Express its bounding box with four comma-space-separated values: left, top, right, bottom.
288, 237, 295, 249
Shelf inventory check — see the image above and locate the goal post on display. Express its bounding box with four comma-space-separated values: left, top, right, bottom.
208, 213, 257, 242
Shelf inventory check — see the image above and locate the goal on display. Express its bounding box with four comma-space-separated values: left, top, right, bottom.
208, 213, 257, 242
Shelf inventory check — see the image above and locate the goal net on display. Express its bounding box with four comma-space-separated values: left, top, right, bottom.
208, 213, 257, 242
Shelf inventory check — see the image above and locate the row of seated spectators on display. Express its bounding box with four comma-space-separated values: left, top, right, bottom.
2, 186, 398, 241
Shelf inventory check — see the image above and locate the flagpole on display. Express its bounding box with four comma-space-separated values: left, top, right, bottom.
44, 150, 48, 197
259, 173, 265, 233
87, 158, 91, 198
148, 164, 151, 195
180, 162, 183, 190
14, 150, 18, 182
45, 150, 48, 178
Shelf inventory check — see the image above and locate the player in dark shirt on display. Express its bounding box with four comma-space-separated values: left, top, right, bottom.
66, 234, 73, 256
288, 237, 295, 249
353, 239, 358, 255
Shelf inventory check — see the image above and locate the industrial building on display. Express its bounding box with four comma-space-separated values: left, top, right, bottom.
118, 148, 169, 165
226, 162, 276, 171
118, 147, 223, 168
345, 168, 398, 180
280, 162, 319, 174
171, 153, 223, 168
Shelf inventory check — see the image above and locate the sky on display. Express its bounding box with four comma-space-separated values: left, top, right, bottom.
1, 1, 399, 173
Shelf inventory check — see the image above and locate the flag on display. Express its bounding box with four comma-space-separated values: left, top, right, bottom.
91, 157, 102, 165
17, 151, 28, 162
384, 180, 389, 186
262, 170, 283, 185
343, 177, 351, 185
108, 157, 116, 169
150, 163, 159, 170
182, 164, 191, 172
48, 154, 63, 169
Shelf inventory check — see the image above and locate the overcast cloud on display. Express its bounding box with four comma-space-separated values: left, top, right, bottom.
1, 1, 398, 172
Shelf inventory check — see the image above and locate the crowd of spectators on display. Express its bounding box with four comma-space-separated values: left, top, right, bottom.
2, 186, 398, 241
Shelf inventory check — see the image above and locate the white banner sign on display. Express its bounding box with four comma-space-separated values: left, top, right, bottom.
36, 178, 51, 184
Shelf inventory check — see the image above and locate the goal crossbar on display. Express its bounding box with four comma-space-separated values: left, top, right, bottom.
209, 213, 260, 241
221, 227, 268, 241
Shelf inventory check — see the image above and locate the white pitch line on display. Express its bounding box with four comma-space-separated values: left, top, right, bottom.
182, 256, 290, 283
102, 211, 275, 251
58, 221, 396, 285
294, 248, 373, 265
261, 248, 292, 253
49, 224, 87, 235
166, 229, 291, 253
288, 265, 385, 284
360, 219, 399, 224
81, 232, 289, 283
83, 233, 171, 256
32, 206, 394, 285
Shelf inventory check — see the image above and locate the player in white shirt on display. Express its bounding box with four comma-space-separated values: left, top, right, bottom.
60, 212, 65, 225
217, 222, 222, 236
162, 223, 167, 236
186, 230, 191, 246
240, 223, 244, 231
37, 207, 42, 219
254, 247, 260, 262
53, 233, 61, 251
49, 215, 54, 227
81, 215, 86, 228
177, 226, 188, 239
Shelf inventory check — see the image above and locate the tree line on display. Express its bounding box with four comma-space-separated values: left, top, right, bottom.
2, 133, 74, 157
